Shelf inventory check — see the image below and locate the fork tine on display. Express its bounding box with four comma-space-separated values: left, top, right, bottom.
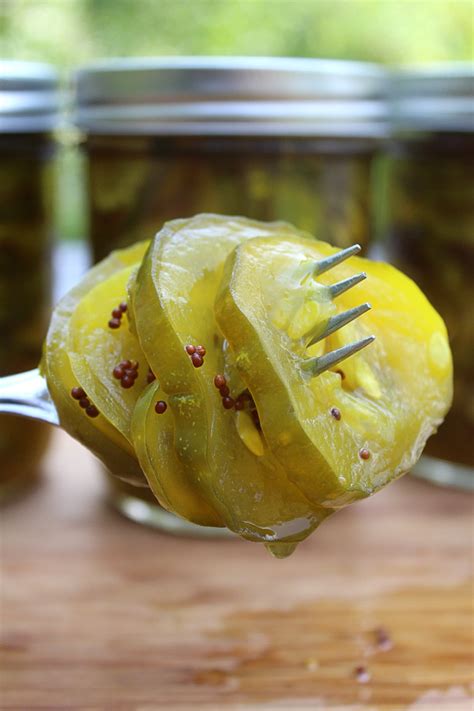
307, 303, 371, 346
303, 335, 375, 377
313, 244, 361, 277
328, 272, 367, 299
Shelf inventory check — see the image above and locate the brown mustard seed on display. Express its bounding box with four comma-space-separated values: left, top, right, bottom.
121, 375, 135, 389
113, 366, 124, 379
85, 405, 99, 418
79, 397, 90, 409
155, 400, 167, 414
185, 344, 196, 355
108, 318, 121, 329
214, 374, 226, 389
191, 353, 203, 368
71, 386, 86, 400
120, 359, 132, 369
146, 369, 156, 383
219, 384, 230, 398
222, 396, 235, 410
359, 448, 371, 460
125, 368, 139, 380
119, 302, 127, 313
196, 345, 206, 357
234, 397, 245, 411
111, 308, 123, 319
330, 407, 341, 421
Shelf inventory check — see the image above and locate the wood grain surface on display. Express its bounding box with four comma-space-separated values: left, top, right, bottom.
1, 430, 473, 710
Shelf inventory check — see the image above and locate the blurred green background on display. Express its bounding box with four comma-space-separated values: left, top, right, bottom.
2, 0, 472, 67
1, 0, 472, 240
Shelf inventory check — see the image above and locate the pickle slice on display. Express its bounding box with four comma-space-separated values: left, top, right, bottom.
132, 215, 332, 551
68, 264, 148, 442
216, 235, 453, 507
41, 242, 149, 485
131, 381, 222, 526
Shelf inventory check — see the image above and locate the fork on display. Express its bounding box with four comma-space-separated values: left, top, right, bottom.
0, 369, 59, 425
0, 244, 373, 426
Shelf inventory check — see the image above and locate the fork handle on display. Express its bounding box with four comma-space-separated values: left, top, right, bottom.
0, 369, 59, 426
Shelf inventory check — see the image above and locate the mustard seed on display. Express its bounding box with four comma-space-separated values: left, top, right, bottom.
214, 374, 226, 389
191, 353, 203, 368
222, 396, 235, 410
121, 375, 135, 389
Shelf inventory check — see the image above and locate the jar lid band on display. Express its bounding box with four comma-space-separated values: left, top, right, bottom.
74, 57, 387, 138
390, 64, 474, 133
0, 61, 59, 132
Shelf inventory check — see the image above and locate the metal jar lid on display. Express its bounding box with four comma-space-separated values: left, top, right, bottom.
74, 57, 387, 139
0, 60, 59, 133
390, 63, 474, 133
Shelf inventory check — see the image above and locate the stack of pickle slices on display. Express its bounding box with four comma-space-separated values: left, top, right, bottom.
41, 215, 452, 556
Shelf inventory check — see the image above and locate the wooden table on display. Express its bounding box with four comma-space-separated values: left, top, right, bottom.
1, 430, 473, 710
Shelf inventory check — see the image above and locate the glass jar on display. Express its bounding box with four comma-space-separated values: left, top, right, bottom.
75, 57, 387, 260
74, 57, 387, 529
0, 61, 58, 501
386, 64, 473, 490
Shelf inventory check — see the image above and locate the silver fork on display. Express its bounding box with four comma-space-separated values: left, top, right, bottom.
0, 369, 59, 425
0, 244, 373, 425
